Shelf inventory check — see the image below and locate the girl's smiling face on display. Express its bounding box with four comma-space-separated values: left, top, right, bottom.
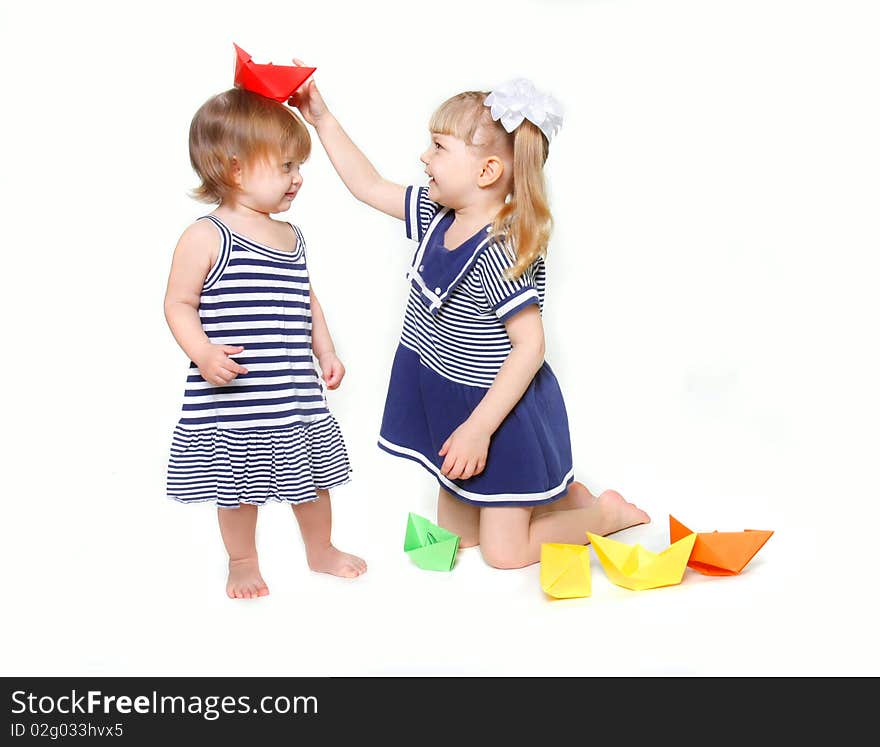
420, 133, 482, 209
235, 153, 303, 214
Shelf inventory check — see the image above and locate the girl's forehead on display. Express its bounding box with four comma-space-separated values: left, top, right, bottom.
265, 151, 301, 164
430, 131, 466, 145
247, 152, 302, 169
430, 125, 496, 150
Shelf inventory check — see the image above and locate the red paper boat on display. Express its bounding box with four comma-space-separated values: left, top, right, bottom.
233, 43, 316, 102
669, 515, 773, 576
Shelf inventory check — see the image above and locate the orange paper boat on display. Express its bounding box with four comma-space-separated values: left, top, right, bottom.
669, 515, 773, 576
233, 43, 316, 102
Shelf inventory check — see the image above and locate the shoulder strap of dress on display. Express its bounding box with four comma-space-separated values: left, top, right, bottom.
198, 215, 233, 291
289, 223, 307, 258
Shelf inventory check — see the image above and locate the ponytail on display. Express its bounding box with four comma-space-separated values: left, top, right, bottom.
490, 119, 552, 279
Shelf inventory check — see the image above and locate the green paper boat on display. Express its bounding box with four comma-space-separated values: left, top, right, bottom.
404, 513, 460, 571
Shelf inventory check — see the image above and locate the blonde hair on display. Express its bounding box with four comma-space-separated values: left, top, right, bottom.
429, 91, 552, 279
188, 87, 311, 204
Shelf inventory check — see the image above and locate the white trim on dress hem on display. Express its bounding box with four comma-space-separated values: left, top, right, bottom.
378, 435, 574, 503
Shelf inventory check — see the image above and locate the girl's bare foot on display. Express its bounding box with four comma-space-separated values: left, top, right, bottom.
532, 481, 649, 535
563, 481, 601, 509
306, 545, 367, 579
226, 557, 270, 599
589, 488, 651, 537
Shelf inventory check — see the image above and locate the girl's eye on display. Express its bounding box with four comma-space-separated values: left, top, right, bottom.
433, 142, 441, 150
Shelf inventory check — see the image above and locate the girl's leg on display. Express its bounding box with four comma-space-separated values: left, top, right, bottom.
291, 489, 367, 578
437, 487, 481, 547
532, 481, 627, 516
478, 494, 650, 569
217, 504, 269, 599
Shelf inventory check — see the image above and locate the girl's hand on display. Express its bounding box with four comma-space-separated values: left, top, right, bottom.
439, 421, 491, 480
317, 351, 345, 389
193, 344, 249, 387
288, 58, 329, 125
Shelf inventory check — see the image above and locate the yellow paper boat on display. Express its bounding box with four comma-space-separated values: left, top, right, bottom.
587, 532, 696, 591
540, 543, 591, 598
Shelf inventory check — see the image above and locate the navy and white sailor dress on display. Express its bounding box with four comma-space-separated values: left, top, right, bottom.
378, 187, 574, 507
166, 215, 352, 508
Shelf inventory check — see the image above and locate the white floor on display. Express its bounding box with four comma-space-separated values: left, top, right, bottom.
4, 442, 875, 677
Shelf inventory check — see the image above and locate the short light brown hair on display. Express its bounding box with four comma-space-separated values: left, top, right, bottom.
188, 87, 311, 203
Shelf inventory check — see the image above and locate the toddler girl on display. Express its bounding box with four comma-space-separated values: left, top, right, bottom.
164, 87, 366, 597
290, 71, 649, 568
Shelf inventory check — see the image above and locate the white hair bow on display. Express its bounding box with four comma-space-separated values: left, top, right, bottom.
484, 78, 564, 142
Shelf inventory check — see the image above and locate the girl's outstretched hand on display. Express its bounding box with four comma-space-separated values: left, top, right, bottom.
288, 58, 328, 125
439, 421, 490, 481
193, 344, 249, 387
317, 351, 345, 390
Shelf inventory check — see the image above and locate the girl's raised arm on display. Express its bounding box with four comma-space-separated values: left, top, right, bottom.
289, 70, 406, 220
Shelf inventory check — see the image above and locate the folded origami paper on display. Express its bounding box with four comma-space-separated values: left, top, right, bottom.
669, 515, 773, 576
587, 532, 696, 591
233, 43, 316, 102
404, 513, 460, 571
540, 543, 591, 598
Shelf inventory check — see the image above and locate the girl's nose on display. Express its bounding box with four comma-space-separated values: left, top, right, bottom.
420, 148, 431, 165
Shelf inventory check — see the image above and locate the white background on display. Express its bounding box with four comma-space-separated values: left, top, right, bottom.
2, 0, 878, 676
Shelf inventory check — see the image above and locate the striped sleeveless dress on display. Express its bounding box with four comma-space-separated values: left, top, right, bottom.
166, 215, 352, 508
378, 187, 573, 507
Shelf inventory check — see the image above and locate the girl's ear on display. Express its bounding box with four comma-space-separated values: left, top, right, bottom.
231, 156, 243, 187
478, 156, 505, 188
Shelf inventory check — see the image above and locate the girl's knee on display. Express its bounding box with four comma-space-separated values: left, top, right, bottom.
480, 541, 528, 570
478, 506, 533, 568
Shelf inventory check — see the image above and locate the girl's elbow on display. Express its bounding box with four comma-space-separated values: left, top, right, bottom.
356, 174, 385, 208
164, 297, 192, 323
527, 335, 546, 365
533, 345, 546, 372
347, 175, 374, 204
513, 340, 545, 369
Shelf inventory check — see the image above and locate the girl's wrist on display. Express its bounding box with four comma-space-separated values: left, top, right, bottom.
189, 338, 215, 365
314, 111, 336, 133
465, 413, 496, 438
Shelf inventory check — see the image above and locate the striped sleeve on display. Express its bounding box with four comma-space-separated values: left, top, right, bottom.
404, 186, 443, 242
476, 243, 541, 322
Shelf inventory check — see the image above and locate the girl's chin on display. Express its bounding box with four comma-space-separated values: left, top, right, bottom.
427, 189, 450, 208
